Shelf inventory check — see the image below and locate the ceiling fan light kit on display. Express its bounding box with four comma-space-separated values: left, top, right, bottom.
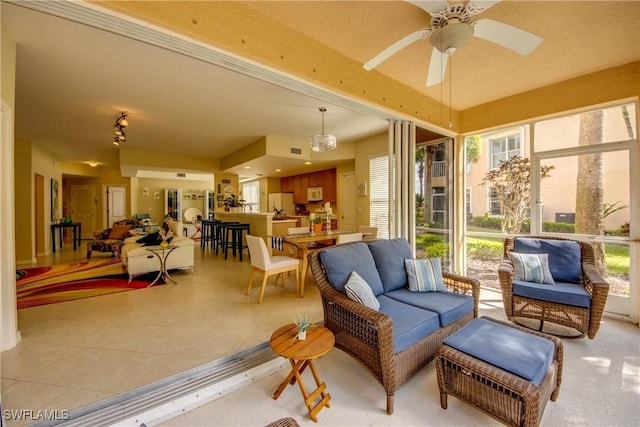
364, 0, 543, 87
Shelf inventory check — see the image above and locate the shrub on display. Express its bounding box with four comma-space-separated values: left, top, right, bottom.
467, 239, 502, 261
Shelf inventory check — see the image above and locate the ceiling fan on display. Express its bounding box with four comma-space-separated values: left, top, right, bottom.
363, 0, 543, 87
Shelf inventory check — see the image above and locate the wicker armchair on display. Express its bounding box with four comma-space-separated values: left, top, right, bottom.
308, 244, 480, 414
498, 236, 609, 339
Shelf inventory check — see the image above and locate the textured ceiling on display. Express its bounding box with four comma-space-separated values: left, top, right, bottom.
3, 0, 639, 177
243, 0, 640, 110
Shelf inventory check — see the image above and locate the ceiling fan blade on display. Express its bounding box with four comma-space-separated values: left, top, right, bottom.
363, 28, 430, 71
406, 1, 449, 15
467, 0, 502, 13
426, 47, 449, 87
473, 18, 543, 55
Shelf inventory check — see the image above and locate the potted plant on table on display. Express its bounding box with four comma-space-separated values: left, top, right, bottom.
293, 313, 314, 340
311, 216, 324, 234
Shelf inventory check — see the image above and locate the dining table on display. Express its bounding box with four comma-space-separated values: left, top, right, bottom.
281, 230, 359, 297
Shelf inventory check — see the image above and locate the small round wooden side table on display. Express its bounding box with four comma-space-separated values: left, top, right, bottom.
270, 323, 335, 423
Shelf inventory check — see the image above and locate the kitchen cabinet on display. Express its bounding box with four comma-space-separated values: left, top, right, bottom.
293, 174, 309, 204
321, 169, 337, 203
281, 176, 294, 193
281, 168, 337, 205
308, 172, 323, 187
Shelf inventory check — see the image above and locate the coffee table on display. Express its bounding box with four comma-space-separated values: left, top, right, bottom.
270, 323, 335, 422
145, 244, 178, 286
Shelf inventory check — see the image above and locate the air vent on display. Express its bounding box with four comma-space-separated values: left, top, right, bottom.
290, 146, 303, 157
176, 173, 186, 178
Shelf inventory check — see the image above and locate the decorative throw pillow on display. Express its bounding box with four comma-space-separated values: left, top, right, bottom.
136, 232, 162, 246
344, 271, 380, 311
107, 224, 132, 240
405, 258, 447, 292
508, 252, 555, 285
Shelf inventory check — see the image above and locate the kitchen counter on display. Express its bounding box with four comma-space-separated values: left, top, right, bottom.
215, 212, 274, 242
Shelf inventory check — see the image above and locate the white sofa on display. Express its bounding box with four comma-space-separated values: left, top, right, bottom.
121, 220, 195, 282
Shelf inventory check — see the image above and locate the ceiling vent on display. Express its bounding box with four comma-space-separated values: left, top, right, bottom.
176, 173, 186, 178
289, 146, 303, 157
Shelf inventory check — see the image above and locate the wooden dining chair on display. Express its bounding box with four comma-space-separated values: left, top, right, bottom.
335, 232, 363, 245
246, 235, 300, 303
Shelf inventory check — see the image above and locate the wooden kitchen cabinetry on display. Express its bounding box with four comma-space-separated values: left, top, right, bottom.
281, 168, 337, 205
281, 176, 294, 193
321, 169, 337, 203
293, 174, 309, 204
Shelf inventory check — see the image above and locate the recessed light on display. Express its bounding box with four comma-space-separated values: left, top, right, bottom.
275, 169, 282, 172
243, 166, 251, 169
88, 161, 98, 167
305, 162, 312, 165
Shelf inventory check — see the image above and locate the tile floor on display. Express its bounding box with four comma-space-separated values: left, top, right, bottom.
3, 236, 639, 427
3, 237, 323, 426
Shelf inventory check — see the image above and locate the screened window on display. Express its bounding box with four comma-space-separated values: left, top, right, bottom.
241, 180, 260, 212
490, 135, 520, 168
432, 187, 446, 223
488, 187, 500, 216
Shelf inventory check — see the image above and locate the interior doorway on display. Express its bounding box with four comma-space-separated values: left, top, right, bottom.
106, 186, 126, 228
339, 172, 356, 230
34, 174, 45, 255
71, 184, 96, 240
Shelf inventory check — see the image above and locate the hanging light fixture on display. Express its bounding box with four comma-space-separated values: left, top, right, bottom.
310, 107, 336, 152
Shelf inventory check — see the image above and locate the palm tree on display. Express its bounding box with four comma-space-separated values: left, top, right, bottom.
575, 110, 606, 270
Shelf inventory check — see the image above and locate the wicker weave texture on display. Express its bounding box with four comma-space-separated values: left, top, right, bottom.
435, 317, 563, 427
309, 242, 480, 414
499, 236, 609, 339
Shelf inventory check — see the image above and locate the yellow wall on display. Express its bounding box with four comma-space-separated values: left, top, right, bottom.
135, 178, 214, 224
354, 133, 388, 227
460, 62, 640, 134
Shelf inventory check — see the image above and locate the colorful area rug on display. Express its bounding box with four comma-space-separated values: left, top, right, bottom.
15, 259, 163, 309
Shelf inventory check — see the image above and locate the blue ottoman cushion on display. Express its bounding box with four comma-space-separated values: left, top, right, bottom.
444, 317, 555, 386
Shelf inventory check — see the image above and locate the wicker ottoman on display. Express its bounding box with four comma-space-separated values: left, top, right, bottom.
435, 317, 563, 427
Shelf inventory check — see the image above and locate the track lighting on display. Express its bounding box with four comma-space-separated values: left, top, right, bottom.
112, 112, 128, 146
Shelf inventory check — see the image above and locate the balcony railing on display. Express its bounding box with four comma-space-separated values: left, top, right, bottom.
431, 161, 446, 177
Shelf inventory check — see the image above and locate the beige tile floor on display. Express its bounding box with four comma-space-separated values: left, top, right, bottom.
3, 236, 640, 427
3, 237, 323, 426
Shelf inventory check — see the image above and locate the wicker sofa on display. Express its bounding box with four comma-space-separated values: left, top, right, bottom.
308, 238, 480, 414
498, 236, 609, 339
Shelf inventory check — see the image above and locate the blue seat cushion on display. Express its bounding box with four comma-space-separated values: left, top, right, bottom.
444, 318, 555, 386
320, 242, 384, 295
513, 238, 582, 283
377, 295, 440, 353
368, 238, 413, 292
385, 289, 474, 327
513, 280, 591, 308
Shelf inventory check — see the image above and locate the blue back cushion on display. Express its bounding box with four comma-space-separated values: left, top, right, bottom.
319, 242, 384, 295
368, 238, 413, 292
513, 238, 582, 283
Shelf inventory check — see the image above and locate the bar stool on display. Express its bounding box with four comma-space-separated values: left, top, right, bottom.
200, 219, 218, 250
224, 223, 251, 261
215, 221, 239, 256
